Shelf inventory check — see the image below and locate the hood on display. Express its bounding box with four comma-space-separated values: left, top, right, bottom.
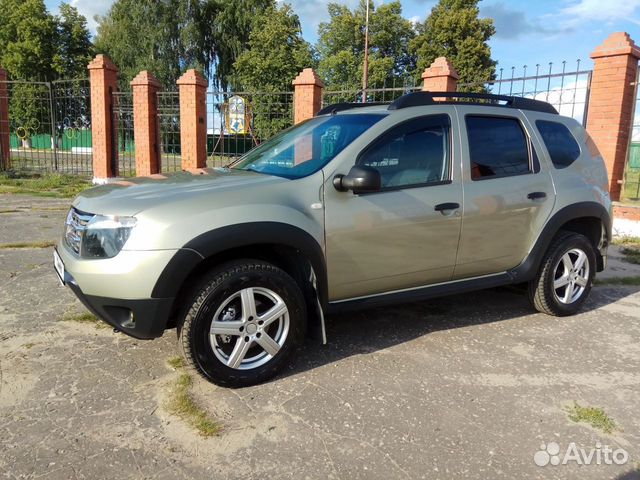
73, 168, 286, 216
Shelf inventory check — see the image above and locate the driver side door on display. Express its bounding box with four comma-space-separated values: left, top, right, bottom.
323, 112, 463, 301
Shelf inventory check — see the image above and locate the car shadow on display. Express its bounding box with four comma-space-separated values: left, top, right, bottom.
280, 284, 640, 379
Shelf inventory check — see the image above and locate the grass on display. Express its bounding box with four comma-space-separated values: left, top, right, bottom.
61, 311, 108, 329
0, 171, 91, 198
620, 246, 640, 265
0, 241, 55, 249
622, 168, 640, 204
566, 402, 618, 434
165, 357, 222, 437
613, 236, 640, 246
595, 276, 640, 286
167, 356, 186, 369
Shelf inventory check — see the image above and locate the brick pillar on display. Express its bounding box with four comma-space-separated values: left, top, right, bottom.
292, 68, 324, 124
131, 71, 161, 176
88, 54, 118, 181
587, 32, 640, 201
0, 67, 9, 170
421, 57, 459, 92
177, 69, 207, 170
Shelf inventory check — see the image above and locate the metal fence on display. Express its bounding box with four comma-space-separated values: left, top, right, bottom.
0, 78, 93, 175
623, 62, 640, 202
206, 91, 294, 167
157, 91, 181, 172
112, 91, 135, 176
459, 60, 592, 125
323, 76, 420, 106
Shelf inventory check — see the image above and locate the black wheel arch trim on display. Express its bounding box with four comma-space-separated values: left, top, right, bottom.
508, 201, 611, 281
151, 222, 328, 306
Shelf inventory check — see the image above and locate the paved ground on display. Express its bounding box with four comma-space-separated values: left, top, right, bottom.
1, 193, 640, 480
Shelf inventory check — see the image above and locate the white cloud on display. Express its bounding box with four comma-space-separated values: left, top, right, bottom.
69, 0, 114, 34
283, 0, 359, 39
560, 0, 640, 25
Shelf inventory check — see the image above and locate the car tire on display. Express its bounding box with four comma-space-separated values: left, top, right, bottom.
178, 260, 306, 388
528, 231, 596, 316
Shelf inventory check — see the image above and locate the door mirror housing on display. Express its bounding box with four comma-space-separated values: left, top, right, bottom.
333, 165, 381, 194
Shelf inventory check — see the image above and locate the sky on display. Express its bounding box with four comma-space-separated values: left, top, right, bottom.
46, 0, 640, 135
45, 0, 640, 73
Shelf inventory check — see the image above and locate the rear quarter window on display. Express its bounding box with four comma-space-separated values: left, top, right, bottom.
536, 120, 581, 169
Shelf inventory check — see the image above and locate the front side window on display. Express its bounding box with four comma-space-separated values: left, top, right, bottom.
466, 116, 531, 180
357, 114, 451, 189
231, 114, 385, 179
536, 120, 581, 168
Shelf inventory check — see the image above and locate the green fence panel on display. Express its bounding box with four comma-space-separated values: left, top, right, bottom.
60, 129, 92, 150
629, 143, 640, 169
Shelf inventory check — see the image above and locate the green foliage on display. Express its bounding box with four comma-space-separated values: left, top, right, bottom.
166, 373, 222, 437
0, 0, 92, 80
410, 0, 496, 92
0, 172, 91, 197
566, 402, 618, 434
208, 0, 275, 90
620, 246, 640, 265
95, 0, 274, 90
233, 4, 315, 138
0, 1, 93, 137
53, 3, 95, 78
0, 0, 57, 80
317, 1, 416, 92
95, 0, 187, 89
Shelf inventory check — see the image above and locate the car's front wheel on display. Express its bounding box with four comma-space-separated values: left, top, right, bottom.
528, 231, 596, 316
178, 260, 306, 387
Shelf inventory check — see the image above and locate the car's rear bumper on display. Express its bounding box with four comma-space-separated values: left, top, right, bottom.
64, 269, 173, 340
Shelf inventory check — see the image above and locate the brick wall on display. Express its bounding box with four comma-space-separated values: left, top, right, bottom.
131, 71, 161, 176
587, 32, 640, 201
87, 55, 119, 181
177, 69, 207, 170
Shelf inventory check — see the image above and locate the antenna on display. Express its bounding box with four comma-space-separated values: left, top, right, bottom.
362, 1, 370, 103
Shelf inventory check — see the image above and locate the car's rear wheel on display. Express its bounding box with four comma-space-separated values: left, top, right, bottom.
178, 260, 306, 387
528, 232, 596, 316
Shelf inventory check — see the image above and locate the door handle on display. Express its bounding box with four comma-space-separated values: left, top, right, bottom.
434, 202, 460, 212
527, 192, 547, 200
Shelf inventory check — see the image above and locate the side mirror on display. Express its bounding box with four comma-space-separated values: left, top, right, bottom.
333, 165, 381, 194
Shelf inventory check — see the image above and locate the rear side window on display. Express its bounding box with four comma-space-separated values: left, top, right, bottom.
536, 120, 581, 169
466, 116, 531, 180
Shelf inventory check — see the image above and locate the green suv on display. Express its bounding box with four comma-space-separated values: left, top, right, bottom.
54, 92, 612, 387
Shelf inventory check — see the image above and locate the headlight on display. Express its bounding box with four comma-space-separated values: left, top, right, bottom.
81, 215, 137, 259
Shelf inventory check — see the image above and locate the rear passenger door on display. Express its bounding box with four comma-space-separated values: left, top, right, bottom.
454, 108, 555, 279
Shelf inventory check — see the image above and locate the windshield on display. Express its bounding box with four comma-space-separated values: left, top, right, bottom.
230, 113, 386, 179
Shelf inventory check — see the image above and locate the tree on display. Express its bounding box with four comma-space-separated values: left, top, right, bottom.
206, 0, 276, 90
232, 4, 316, 138
94, 0, 274, 90
316, 1, 416, 96
410, 0, 496, 91
0, 0, 58, 80
0, 0, 57, 142
53, 3, 95, 79
94, 0, 185, 89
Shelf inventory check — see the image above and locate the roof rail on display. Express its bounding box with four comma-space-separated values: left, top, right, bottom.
316, 102, 388, 116
387, 91, 558, 115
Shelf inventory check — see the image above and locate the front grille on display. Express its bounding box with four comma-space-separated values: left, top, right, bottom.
64, 208, 94, 255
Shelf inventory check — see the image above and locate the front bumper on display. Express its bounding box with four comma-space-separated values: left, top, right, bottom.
63, 268, 173, 339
